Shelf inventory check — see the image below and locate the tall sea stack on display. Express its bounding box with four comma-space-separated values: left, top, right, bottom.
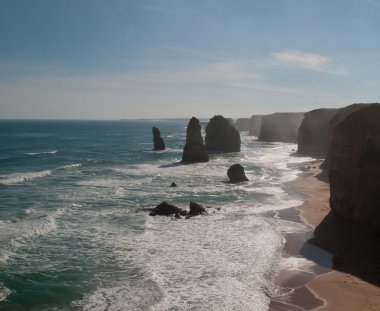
182, 117, 209, 162
259, 113, 304, 143
152, 127, 165, 151
297, 108, 340, 158
329, 104, 380, 233
205, 115, 241, 152
248, 115, 262, 137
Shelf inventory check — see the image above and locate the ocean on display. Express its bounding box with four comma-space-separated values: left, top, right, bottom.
0, 120, 311, 311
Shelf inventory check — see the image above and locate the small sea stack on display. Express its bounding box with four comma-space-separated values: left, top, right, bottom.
227, 164, 249, 182
152, 126, 165, 151
205, 115, 241, 152
182, 117, 209, 163
187, 202, 207, 216
149, 202, 187, 216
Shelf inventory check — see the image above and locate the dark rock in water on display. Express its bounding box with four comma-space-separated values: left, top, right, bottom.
259, 113, 304, 143
152, 127, 165, 151
234, 118, 251, 132
182, 117, 209, 163
205, 115, 241, 152
322, 103, 371, 171
188, 202, 207, 216
248, 115, 263, 137
227, 164, 249, 182
169, 182, 177, 187
297, 108, 340, 158
329, 104, 380, 233
149, 202, 186, 216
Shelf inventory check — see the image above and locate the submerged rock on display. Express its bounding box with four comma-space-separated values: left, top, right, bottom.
188, 202, 207, 216
169, 182, 177, 187
329, 104, 380, 233
152, 127, 165, 151
227, 164, 249, 182
149, 202, 187, 216
297, 108, 340, 158
182, 117, 209, 163
259, 113, 304, 143
205, 115, 241, 152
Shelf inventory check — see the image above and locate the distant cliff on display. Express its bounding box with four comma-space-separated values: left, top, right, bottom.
297, 108, 340, 158
205, 115, 241, 152
248, 115, 262, 137
234, 118, 251, 132
258, 113, 304, 143
329, 104, 380, 233
322, 104, 371, 170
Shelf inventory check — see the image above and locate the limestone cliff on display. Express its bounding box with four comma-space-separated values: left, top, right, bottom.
258, 113, 304, 143
182, 117, 209, 162
297, 108, 339, 158
322, 104, 371, 170
248, 115, 262, 137
205, 115, 241, 152
329, 104, 380, 233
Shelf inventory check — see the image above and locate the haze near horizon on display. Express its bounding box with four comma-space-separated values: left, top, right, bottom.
0, 0, 379, 119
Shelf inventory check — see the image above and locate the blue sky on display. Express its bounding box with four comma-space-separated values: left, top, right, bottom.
0, 0, 379, 119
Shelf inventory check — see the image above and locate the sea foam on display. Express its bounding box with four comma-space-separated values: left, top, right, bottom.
0, 170, 52, 185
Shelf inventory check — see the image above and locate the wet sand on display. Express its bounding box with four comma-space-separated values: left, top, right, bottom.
271, 160, 380, 310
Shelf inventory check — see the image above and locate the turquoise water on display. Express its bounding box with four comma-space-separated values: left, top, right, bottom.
0, 120, 309, 310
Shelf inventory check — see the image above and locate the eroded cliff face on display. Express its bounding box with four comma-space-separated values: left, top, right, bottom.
205, 115, 241, 152
322, 104, 370, 170
248, 115, 262, 137
258, 113, 304, 143
297, 108, 340, 158
233, 118, 251, 132
329, 104, 380, 233
182, 117, 209, 162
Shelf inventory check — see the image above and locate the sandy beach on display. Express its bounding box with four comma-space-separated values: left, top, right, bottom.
271, 160, 380, 311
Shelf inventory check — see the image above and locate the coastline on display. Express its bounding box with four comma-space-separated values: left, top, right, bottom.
270, 160, 380, 311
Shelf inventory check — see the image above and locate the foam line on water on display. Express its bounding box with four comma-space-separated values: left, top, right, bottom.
25, 150, 57, 155
0, 170, 52, 185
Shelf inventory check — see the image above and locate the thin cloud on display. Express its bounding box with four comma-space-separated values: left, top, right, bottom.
272, 50, 347, 75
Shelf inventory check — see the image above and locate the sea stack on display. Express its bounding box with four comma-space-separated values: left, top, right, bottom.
152, 126, 165, 151
329, 104, 380, 233
297, 108, 340, 158
248, 115, 262, 137
259, 113, 304, 143
205, 115, 241, 152
227, 164, 249, 182
234, 118, 251, 132
182, 117, 209, 163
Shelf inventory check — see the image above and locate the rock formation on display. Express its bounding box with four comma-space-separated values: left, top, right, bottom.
187, 202, 207, 216
259, 113, 304, 143
248, 115, 263, 137
169, 182, 177, 187
297, 108, 340, 158
227, 164, 249, 182
149, 202, 187, 216
152, 127, 165, 151
182, 117, 209, 162
234, 118, 251, 132
205, 115, 241, 152
322, 104, 371, 170
329, 104, 380, 233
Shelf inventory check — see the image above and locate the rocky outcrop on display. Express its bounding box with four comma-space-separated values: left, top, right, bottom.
152, 127, 165, 151
322, 104, 371, 170
182, 117, 209, 162
248, 115, 262, 137
329, 104, 380, 233
227, 164, 249, 182
149, 202, 187, 216
297, 108, 340, 157
188, 202, 207, 216
205, 115, 241, 152
259, 113, 304, 143
234, 118, 251, 132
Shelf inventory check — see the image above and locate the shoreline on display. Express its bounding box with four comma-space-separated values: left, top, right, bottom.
270, 159, 380, 311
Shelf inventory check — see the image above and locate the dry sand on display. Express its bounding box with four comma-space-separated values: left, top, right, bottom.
271, 160, 380, 311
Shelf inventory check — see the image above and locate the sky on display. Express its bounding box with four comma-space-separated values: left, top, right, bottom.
0, 0, 379, 119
